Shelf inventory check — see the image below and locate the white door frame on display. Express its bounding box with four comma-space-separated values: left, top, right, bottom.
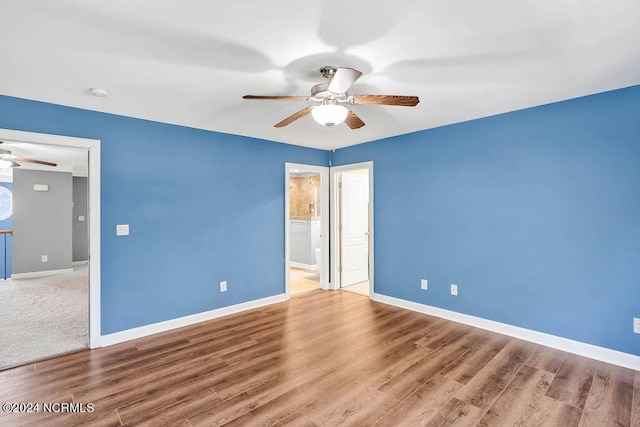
284, 163, 329, 298
330, 161, 374, 295
0, 128, 101, 348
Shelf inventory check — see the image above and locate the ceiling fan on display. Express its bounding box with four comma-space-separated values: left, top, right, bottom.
0, 142, 57, 168
243, 66, 419, 129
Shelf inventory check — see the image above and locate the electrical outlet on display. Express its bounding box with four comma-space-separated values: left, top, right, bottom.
41, 255, 48, 263
421, 279, 428, 290
634, 317, 640, 334
450, 284, 458, 296
116, 224, 129, 236
220, 281, 227, 292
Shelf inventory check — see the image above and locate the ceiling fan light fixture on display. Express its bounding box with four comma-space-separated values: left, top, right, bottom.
243, 66, 418, 129
311, 104, 348, 127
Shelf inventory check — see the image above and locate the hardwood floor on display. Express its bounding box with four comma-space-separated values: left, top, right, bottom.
0, 290, 638, 426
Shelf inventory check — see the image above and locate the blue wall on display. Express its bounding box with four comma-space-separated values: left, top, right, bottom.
334, 85, 640, 356
2, 85, 639, 356
0, 95, 328, 334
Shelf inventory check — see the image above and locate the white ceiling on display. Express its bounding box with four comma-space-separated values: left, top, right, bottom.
0, 141, 88, 179
1, 1, 639, 151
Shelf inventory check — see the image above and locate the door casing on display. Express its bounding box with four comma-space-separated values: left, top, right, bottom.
330, 161, 374, 294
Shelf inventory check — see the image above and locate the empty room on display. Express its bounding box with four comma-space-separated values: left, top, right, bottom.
0, 1, 638, 426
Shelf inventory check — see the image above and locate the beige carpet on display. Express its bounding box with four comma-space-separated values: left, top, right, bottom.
0, 265, 88, 370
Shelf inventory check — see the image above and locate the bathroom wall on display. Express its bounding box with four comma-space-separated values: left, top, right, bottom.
289, 174, 321, 219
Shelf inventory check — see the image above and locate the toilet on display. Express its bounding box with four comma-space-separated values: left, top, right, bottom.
314, 247, 321, 271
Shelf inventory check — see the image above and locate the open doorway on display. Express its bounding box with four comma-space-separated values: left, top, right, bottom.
285, 163, 329, 297
0, 128, 100, 369
330, 162, 373, 296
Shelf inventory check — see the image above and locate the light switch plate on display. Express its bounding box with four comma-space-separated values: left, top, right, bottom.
78, 215, 85, 221
116, 224, 129, 236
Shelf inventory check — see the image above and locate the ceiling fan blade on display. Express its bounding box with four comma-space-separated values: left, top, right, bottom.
274, 107, 314, 128
345, 109, 365, 129
351, 95, 420, 107
243, 95, 309, 101
13, 156, 57, 167
327, 67, 362, 94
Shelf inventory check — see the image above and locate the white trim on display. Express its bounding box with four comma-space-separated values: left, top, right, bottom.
372, 293, 640, 371
329, 161, 374, 295
0, 128, 101, 349
284, 163, 329, 299
99, 294, 286, 347
11, 268, 74, 279
290, 262, 318, 271
72, 260, 89, 266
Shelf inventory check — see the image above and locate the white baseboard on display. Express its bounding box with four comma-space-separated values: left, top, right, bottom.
290, 262, 318, 271
72, 260, 89, 266
11, 268, 74, 280
372, 293, 640, 371
98, 294, 287, 347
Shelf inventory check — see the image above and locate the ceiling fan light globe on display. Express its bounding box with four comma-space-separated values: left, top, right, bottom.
311, 104, 348, 127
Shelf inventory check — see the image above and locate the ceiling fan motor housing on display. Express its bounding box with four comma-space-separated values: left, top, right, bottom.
311, 80, 348, 102
311, 82, 331, 98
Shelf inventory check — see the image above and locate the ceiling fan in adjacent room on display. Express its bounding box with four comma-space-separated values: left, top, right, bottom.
0, 142, 57, 168
243, 66, 419, 129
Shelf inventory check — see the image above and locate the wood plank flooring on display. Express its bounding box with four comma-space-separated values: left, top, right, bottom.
0, 289, 638, 426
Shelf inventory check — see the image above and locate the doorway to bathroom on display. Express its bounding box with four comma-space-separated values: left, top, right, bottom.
285, 163, 329, 297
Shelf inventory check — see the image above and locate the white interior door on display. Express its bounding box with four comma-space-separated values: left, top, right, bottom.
340, 172, 369, 287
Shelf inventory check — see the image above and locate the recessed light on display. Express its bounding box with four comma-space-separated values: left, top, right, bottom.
89, 88, 109, 97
